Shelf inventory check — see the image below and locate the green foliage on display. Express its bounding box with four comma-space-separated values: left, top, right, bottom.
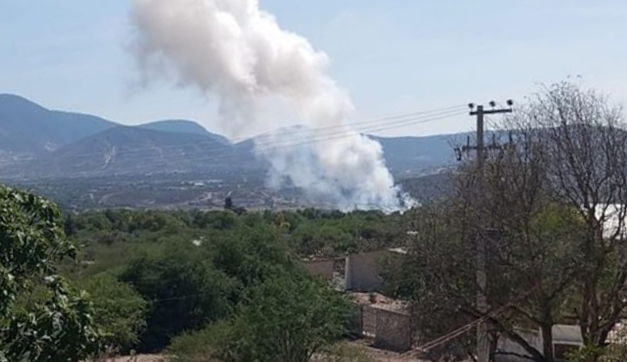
2, 277, 101, 362
80, 273, 148, 353
168, 276, 353, 362
567, 343, 627, 362
194, 211, 239, 230
567, 346, 604, 362
0, 187, 74, 312
287, 209, 402, 257
210, 226, 300, 288
120, 244, 232, 352
70, 208, 408, 264
166, 321, 231, 362
59, 208, 410, 356
78, 241, 138, 278
231, 276, 352, 362
0, 185, 101, 361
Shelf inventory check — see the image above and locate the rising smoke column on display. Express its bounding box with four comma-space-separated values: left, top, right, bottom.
131, 0, 407, 210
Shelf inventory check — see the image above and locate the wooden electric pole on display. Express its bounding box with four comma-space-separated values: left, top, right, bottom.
456, 100, 513, 362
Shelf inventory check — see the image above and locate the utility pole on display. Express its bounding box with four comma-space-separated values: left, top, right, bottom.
456, 100, 513, 362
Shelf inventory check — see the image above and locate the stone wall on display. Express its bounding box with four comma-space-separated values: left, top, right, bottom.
373, 307, 412, 352
357, 304, 412, 352
361, 305, 377, 338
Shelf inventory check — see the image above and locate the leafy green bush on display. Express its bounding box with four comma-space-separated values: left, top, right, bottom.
166, 322, 233, 362
210, 226, 299, 287
234, 276, 353, 362
568, 344, 627, 362
81, 273, 148, 353
0, 186, 101, 361
193, 211, 239, 230
3, 278, 102, 362
120, 244, 232, 352
167, 275, 353, 362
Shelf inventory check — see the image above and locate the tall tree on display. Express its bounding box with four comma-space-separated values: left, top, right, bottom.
388, 82, 627, 361
390, 82, 627, 362
520, 82, 627, 360
395, 127, 585, 362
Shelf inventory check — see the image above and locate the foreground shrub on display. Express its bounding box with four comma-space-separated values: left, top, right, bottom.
167, 275, 353, 362
121, 245, 232, 352
81, 273, 148, 353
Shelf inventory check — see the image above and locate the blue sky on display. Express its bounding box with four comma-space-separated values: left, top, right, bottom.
2, 0, 627, 138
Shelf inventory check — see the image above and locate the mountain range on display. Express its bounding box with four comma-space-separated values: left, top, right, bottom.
0, 93, 461, 180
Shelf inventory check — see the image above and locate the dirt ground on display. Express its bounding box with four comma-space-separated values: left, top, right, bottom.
99, 340, 429, 362
345, 339, 427, 362
95, 355, 164, 362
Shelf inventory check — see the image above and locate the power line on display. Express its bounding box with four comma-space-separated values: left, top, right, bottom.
116, 110, 464, 166
242, 104, 466, 143
255, 109, 467, 151
254, 107, 465, 147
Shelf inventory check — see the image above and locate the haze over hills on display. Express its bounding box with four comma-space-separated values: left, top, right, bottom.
15, 126, 261, 178
0, 94, 460, 179
371, 134, 461, 177
0, 94, 115, 159
0, 94, 245, 177
0, 94, 465, 209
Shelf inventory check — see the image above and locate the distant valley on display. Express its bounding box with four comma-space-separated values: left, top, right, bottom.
0, 94, 461, 209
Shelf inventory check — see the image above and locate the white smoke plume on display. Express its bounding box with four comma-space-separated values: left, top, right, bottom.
131, 0, 410, 210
